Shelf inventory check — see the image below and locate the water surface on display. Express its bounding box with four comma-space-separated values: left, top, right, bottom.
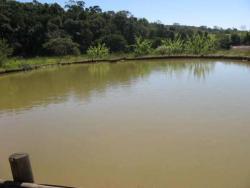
1, 59, 250, 188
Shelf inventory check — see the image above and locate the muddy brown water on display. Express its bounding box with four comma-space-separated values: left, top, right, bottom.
1, 59, 250, 188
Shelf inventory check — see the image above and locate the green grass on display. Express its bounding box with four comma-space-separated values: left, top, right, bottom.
2, 53, 133, 69
3, 55, 88, 69
0, 50, 249, 72
214, 49, 250, 56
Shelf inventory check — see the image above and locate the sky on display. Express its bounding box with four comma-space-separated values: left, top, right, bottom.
19, 0, 250, 30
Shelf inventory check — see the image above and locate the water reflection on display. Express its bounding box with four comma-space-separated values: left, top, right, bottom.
0, 59, 247, 113
151, 60, 215, 79
188, 62, 215, 79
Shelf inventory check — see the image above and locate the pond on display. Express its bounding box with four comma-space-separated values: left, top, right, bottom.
0, 59, 250, 188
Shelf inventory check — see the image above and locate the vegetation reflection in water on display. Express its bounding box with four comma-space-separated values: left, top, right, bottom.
0, 59, 218, 113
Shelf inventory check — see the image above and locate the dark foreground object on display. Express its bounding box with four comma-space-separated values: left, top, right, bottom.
1, 153, 75, 188
9, 153, 34, 183
0, 180, 66, 188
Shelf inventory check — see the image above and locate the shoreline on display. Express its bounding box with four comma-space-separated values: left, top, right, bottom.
1, 55, 250, 75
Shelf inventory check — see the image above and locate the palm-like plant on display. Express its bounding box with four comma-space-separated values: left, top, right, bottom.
185, 34, 216, 55
134, 37, 152, 56
87, 43, 109, 60
155, 35, 185, 55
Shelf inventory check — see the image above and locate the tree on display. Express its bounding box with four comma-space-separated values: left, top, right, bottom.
216, 34, 231, 49
151, 37, 162, 49
231, 33, 241, 46
98, 34, 127, 52
0, 0, 248, 58
0, 39, 12, 67
43, 37, 80, 56
243, 33, 250, 45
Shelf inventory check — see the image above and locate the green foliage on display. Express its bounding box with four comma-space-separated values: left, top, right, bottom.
0, 0, 249, 58
3, 55, 90, 70
231, 33, 241, 45
98, 34, 127, 52
0, 39, 12, 67
43, 37, 80, 56
243, 32, 250, 45
185, 34, 216, 54
151, 37, 162, 49
154, 45, 171, 55
155, 36, 184, 55
216, 34, 231, 50
87, 43, 109, 59
134, 37, 152, 56
154, 33, 216, 55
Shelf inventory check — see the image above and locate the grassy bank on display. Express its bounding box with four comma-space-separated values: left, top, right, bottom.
0, 49, 250, 74
214, 48, 250, 56
0, 53, 131, 72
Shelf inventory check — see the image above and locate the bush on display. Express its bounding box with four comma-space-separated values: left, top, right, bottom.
151, 37, 163, 49
87, 43, 109, 59
185, 34, 216, 54
134, 37, 152, 56
154, 33, 216, 55
155, 45, 171, 55
0, 39, 13, 67
155, 36, 184, 55
215, 34, 231, 50
243, 33, 250, 45
43, 37, 80, 56
231, 33, 241, 46
98, 34, 127, 52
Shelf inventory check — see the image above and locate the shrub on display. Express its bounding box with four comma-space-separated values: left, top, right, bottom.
87, 43, 109, 59
154, 45, 171, 55
134, 37, 152, 56
155, 36, 184, 55
0, 39, 13, 67
185, 34, 216, 54
216, 34, 231, 50
98, 34, 127, 52
243, 33, 250, 45
43, 37, 80, 56
231, 33, 241, 46
151, 37, 163, 49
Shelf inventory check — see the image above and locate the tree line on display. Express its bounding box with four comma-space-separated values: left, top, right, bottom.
0, 0, 250, 59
